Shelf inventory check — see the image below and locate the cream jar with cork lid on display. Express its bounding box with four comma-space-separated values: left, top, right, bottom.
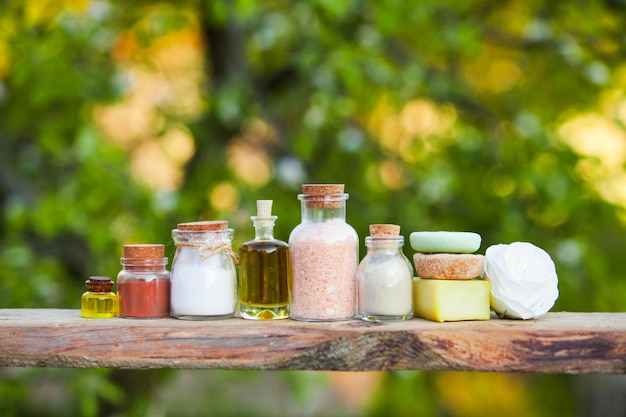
170, 220, 238, 320
357, 224, 414, 322
288, 184, 359, 321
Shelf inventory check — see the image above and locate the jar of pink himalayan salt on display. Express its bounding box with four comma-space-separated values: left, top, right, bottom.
288, 184, 359, 321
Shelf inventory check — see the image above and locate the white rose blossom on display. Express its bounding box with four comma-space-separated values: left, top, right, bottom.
484, 242, 559, 319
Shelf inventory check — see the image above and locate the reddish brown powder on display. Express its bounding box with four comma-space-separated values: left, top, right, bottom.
118, 279, 171, 318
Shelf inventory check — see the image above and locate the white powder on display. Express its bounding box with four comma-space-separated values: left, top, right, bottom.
289, 220, 358, 321
170, 247, 236, 317
357, 256, 413, 316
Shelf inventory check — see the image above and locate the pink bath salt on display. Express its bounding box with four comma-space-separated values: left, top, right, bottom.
290, 221, 358, 321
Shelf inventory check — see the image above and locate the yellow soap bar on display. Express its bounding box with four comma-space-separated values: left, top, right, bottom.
413, 278, 491, 322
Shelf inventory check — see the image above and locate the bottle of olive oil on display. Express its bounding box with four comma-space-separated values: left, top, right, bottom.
239, 200, 290, 320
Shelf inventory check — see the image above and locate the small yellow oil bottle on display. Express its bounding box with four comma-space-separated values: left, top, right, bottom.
81, 276, 117, 318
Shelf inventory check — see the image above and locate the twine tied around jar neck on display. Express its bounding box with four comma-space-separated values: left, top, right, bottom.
176, 241, 240, 266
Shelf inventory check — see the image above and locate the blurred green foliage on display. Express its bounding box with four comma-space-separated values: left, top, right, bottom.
1, 0, 626, 416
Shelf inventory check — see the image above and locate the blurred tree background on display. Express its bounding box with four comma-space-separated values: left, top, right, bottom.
1, 0, 626, 416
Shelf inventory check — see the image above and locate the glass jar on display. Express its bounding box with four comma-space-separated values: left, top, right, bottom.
81, 276, 117, 318
117, 244, 171, 319
289, 184, 358, 321
171, 220, 237, 320
239, 200, 290, 320
357, 224, 413, 321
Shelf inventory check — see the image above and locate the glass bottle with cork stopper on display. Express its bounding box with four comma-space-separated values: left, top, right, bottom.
357, 224, 414, 321
117, 244, 171, 319
171, 220, 237, 320
239, 200, 290, 320
81, 276, 117, 318
288, 184, 359, 321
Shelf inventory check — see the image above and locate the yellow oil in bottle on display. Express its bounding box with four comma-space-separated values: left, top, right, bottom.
81, 276, 117, 318
239, 240, 290, 319
238, 200, 290, 320
81, 292, 117, 318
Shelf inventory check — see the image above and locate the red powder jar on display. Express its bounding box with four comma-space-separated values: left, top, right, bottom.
117, 244, 171, 318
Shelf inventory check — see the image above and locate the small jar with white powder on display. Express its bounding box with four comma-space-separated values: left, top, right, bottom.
357, 224, 413, 321
171, 220, 237, 320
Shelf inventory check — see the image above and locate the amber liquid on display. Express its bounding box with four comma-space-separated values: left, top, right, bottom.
238, 240, 290, 319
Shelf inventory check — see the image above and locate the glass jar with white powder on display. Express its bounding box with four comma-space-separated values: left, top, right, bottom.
170, 220, 237, 320
357, 224, 413, 322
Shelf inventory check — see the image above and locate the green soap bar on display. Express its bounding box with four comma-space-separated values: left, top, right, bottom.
409, 231, 481, 253
413, 278, 491, 322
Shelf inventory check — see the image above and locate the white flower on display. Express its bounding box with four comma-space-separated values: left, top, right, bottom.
484, 242, 559, 319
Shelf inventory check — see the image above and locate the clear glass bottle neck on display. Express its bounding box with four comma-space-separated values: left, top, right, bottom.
365, 236, 405, 254
301, 206, 346, 223
298, 194, 348, 223
252, 216, 276, 240
120, 257, 168, 272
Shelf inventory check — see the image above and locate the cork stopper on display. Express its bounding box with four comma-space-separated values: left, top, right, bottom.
301, 184, 345, 195
177, 220, 228, 231
254, 200, 275, 228
85, 276, 114, 292
257, 200, 273, 218
301, 184, 346, 208
123, 244, 165, 259
369, 224, 401, 237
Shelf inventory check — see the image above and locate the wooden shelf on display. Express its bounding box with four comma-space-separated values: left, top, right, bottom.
0, 309, 624, 374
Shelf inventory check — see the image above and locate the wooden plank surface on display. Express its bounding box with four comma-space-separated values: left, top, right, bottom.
0, 309, 624, 373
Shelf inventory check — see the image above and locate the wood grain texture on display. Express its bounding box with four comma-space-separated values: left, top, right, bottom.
0, 309, 624, 373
